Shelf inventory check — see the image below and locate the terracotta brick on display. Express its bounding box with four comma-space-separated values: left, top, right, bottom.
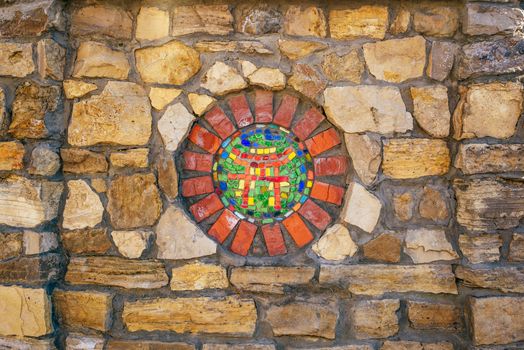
231, 220, 257, 256
189, 193, 224, 222
208, 209, 240, 243
182, 176, 214, 197
204, 106, 236, 139
298, 199, 331, 230
274, 94, 298, 128
311, 181, 345, 205
228, 94, 253, 127
314, 156, 349, 176
188, 124, 221, 154
183, 151, 213, 172
262, 223, 287, 256
255, 90, 273, 123
282, 213, 314, 248
305, 128, 341, 156
292, 107, 325, 140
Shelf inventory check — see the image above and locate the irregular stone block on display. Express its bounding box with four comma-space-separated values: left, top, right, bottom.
107, 340, 194, 350
381, 341, 453, 350
23, 231, 58, 255
71, 5, 132, 39
456, 266, 524, 293
427, 41, 459, 81
202, 62, 247, 96
351, 299, 399, 339
418, 187, 449, 222
234, 4, 282, 35
61, 228, 111, 255
390, 8, 410, 35
455, 143, 524, 174
73, 41, 130, 80
344, 133, 381, 185
288, 63, 326, 101
509, 233, 524, 262
149, 87, 182, 110
61, 148, 108, 174
322, 50, 364, 83
407, 301, 461, 331
37, 38, 65, 80
195, 41, 272, 55
158, 103, 196, 152
459, 234, 502, 264
171, 5, 233, 36
111, 230, 152, 259
230, 266, 315, 293
463, 3, 524, 36
28, 145, 60, 176
53, 289, 113, 331
170, 262, 228, 291
63, 180, 103, 230
0, 232, 22, 260
188, 93, 215, 116
203, 345, 274, 350
0, 141, 24, 171
110, 148, 149, 169
0, 42, 34, 78
405, 229, 457, 263
136, 7, 169, 41
413, 7, 459, 37
363, 233, 401, 263
342, 182, 382, 233
278, 39, 327, 60
0, 0, 60, 37
0, 336, 55, 350
312, 224, 358, 261
410, 85, 450, 138
284, 6, 326, 37
248, 67, 286, 90
0, 254, 61, 284
66, 333, 105, 350
329, 6, 388, 40
63, 80, 97, 99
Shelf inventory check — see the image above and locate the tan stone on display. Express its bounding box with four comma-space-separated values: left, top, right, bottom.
381, 341, 453, 350
288, 63, 326, 101
63, 180, 104, 230
0, 254, 61, 284
319, 264, 457, 296
0, 286, 51, 337
284, 6, 326, 37
28, 145, 60, 176
0, 232, 22, 260
123, 296, 256, 335
110, 149, 149, 169
111, 230, 152, 259
324, 86, 412, 134
0, 336, 55, 350
390, 8, 410, 35
453, 82, 523, 140
0, 42, 34, 77
278, 39, 327, 60
37, 38, 65, 80
71, 5, 132, 39
456, 266, 524, 293
53, 289, 112, 331
73, 42, 129, 80
202, 62, 247, 96
351, 299, 399, 339
195, 41, 272, 55
158, 103, 195, 152
413, 7, 459, 37
464, 3, 524, 36
0, 87, 5, 129
156, 151, 179, 200
63, 80, 97, 99
312, 224, 358, 261
342, 182, 382, 233
66, 334, 105, 350
91, 179, 106, 193
459, 234, 502, 264
419, 187, 449, 221
0, 141, 24, 170
171, 5, 233, 36
248, 67, 286, 90
149, 87, 182, 110
234, 4, 282, 35
107, 340, 194, 350
204, 345, 274, 350
427, 41, 459, 82
61, 148, 108, 174
364, 36, 426, 83
188, 93, 216, 116
407, 301, 460, 331
288, 346, 372, 350
455, 143, 524, 174
0, 0, 59, 38
405, 229, 458, 264
239, 60, 257, 77
509, 233, 524, 262
68, 81, 151, 146
344, 133, 381, 186
62, 228, 111, 255
66, 256, 168, 289
230, 266, 315, 293
329, 6, 389, 40
170, 262, 228, 291
393, 192, 414, 222
468, 296, 524, 345
363, 233, 401, 263
23, 231, 58, 255
322, 50, 364, 83
136, 7, 169, 41
410, 86, 450, 138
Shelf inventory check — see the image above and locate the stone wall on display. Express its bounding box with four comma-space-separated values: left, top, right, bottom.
0, 0, 523, 349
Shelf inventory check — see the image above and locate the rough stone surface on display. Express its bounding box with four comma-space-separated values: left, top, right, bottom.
0, 88, 4, 129
0, 141, 24, 170
66, 334, 105, 350
53, 289, 112, 331
284, 6, 326, 38
351, 299, 400, 339
312, 224, 358, 261
322, 50, 364, 83
464, 3, 524, 36
329, 6, 389, 40
418, 187, 449, 222
344, 133, 381, 186
459, 234, 502, 264
342, 182, 382, 233
195, 41, 272, 55
63, 180, 103, 230
61, 148, 108, 174
171, 5, 233, 36
456, 266, 524, 293
234, 4, 282, 35
0, 336, 55, 350
37, 38, 65, 80
23, 231, 58, 255
110, 149, 149, 169
410, 86, 450, 138
202, 62, 247, 96
455, 143, 524, 174
0, 0, 59, 37
390, 8, 410, 35
230, 266, 315, 293
28, 145, 60, 176
407, 301, 460, 331
71, 5, 132, 39
278, 39, 327, 60
156, 151, 179, 200
0, 42, 34, 77
288, 64, 327, 101
106, 340, 194, 350
247, 67, 286, 90
204, 345, 274, 350
413, 7, 459, 37
73, 41, 129, 80
63, 80, 97, 99
405, 229, 458, 263
381, 341, 453, 350
90, 179, 107, 194
158, 103, 195, 152
427, 41, 459, 82
188, 93, 216, 116
149, 87, 182, 111
136, 7, 169, 41
171, 262, 228, 291
0, 232, 22, 260
111, 230, 152, 259
394, 192, 414, 222
0, 254, 61, 284
509, 233, 524, 262
62, 228, 111, 255
363, 233, 401, 263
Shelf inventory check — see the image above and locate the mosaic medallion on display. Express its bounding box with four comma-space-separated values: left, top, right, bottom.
179, 90, 348, 257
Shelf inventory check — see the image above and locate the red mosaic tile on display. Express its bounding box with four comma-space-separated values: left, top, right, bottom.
189, 193, 224, 222
314, 156, 349, 176
188, 124, 221, 154
282, 213, 314, 248
230, 220, 257, 256
292, 107, 325, 140
181, 175, 214, 197
183, 151, 213, 172
204, 106, 236, 139
208, 209, 239, 243
310, 181, 345, 205
305, 128, 341, 156
255, 90, 273, 123
298, 199, 331, 230
261, 223, 287, 256
228, 94, 253, 128
273, 94, 298, 129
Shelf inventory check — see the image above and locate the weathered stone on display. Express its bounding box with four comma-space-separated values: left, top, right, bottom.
195, 41, 272, 55
63, 180, 103, 230
23, 231, 58, 255
156, 151, 179, 200
344, 133, 381, 186
66, 256, 168, 289
324, 86, 412, 134
28, 145, 60, 176
136, 7, 169, 41
107, 340, 194, 350
63, 80, 97, 99
459, 234, 502, 264
37, 38, 65, 80
53, 289, 112, 331
405, 229, 458, 263
456, 266, 524, 293
288, 64, 327, 101
419, 187, 449, 222
0, 88, 5, 129
69, 81, 151, 146
288, 346, 372, 350
230, 266, 315, 293
149, 87, 182, 110
393, 192, 414, 222
453, 82, 523, 139
156, 206, 216, 260
266, 302, 337, 339
390, 8, 410, 35
0, 254, 61, 284
342, 182, 382, 233
329, 6, 388, 40
90, 179, 106, 193
204, 345, 274, 350
0, 141, 24, 170
351, 299, 400, 339
454, 178, 524, 232
61, 149, 107, 174
427, 41, 459, 81
188, 93, 216, 116
71, 5, 132, 39
0, 232, 22, 260
136, 41, 201, 85
123, 296, 256, 335
284, 6, 326, 37
171, 262, 228, 291
0, 0, 60, 37
464, 3, 524, 36
410, 86, 450, 138
107, 173, 162, 229
381, 341, 453, 350
0, 175, 62, 228
111, 230, 152, 259
110, 149, 149, 169
62, 228, 111, 255
66, 334, 105, 350
248, 67, 286, 90
363, 36, 426, 83
202, 62, 247, 96
382, 139, 450, 179
239, 60, 257, 77
509, 233, 524, 262
363, 233, 401, 263
0, 286, 51, 337
0, 336, 55, 350
467, 296, 524, 345
319, 264, 457, 296
234, 4, 282, 35
278, 39, 327, 60
322, 50, 364, 83
455, 143, 524, 174
158, 103, 195, 152
413, 7, 459, 37
312, 224, 358, 261
9, 82, 59, 139
0, 42, 34, 77
171, 5, 233, 36
407, 301, 460, 331
73, 42, 129, 80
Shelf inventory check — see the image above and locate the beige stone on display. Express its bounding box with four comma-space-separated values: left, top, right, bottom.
63, 80, 97, 99
344, 133, 381, 186
322, 50, 364, 83
111, 230, 152, 259
61, 148, 108, 174
90, 178, 107, 193
393, 192, 414, 222
364, 36, 426, 83
324, 86, 412, 134
123, 296, 256, 335
135, 41, 201, 85
63, 180, 103, 230
288, 63, 327, 101
459, 234, 502, 264
136, 7, 169, 41
0, 286, 51, 337
156, 151, 179, 200
288, 346, 372, 350
456, 266, 524, 293
410, 86, 450, 138
0, 232, 22, 260
453, 82, 523, 139
509, 233, 524, 262
149, 87, 182, 110
230, 266, 315, 293
351, 299, 399, 339
418, 187, 449, 222
171, 5, 233, 36
455, 143, 524, 174
381, 341, 453, 350
23, 231, 58, 255
427, 41, 459, 82
107, 340, 194, 350
342, 182, 382, 233
170, 262, 228, 291
278, 39, 327, 60
158, 103, 195, 152
110, 148, 149, 169
0, 141, 24, 170
62, 228, 111, 255
203, 345, 274, 350
66, 334, 105, 350
407, 301, 460, 331
53, 289, 112, 331
464, 3, 524, 36
28, 145, 60, 176
71, 5, 132, 39
284, 6, 326, 37
248, 67, 286, 90
188, 93, 216, 116
0, 336, 55, 350
195, 41, 272, 55
37, 38, 65, 80
390, 8, 410, 35
73, 41, 129, 80
202, 62, 247, 96
413, 7, 459, 37
0, 42, 34, 77
312, 224, 358, 261
69, 81, 151, 146
329, 6, 389, 40
405, 229, 458, 264
0, 87, 5, 129
363, 233, 401, 263
239, 60, 257, 77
